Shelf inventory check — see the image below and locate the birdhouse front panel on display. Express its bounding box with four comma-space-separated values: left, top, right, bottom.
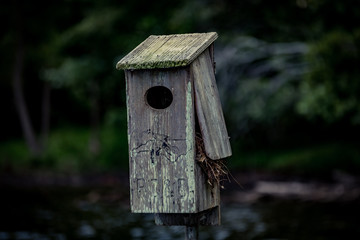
125, 68, 197, 213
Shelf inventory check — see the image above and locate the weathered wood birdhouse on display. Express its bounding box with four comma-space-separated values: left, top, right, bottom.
116, 32, 231, 219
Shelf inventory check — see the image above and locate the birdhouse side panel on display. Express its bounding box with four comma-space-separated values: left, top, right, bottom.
195, 162, 220, 212
125, 68, 197, 213
191, 48, 232, 160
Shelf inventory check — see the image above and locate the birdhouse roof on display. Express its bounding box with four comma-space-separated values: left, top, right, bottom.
116, 32, 218, 70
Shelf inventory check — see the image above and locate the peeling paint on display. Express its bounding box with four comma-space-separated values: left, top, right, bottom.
185, 80, 196, 212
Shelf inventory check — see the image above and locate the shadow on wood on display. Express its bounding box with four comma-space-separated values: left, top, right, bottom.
154, 206, 220, 226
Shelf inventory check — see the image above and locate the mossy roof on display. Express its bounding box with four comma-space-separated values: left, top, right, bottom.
116, 32, 218, 70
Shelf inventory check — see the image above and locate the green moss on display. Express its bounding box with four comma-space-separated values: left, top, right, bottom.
116, 32, 217, 70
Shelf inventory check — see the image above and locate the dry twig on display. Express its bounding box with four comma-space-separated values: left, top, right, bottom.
195, 133, 231, 189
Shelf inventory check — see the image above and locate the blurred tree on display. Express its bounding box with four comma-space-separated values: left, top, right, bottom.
215, 36, 309, 141
3, 0, 65, 156
1, 0, 90, 154
2, 0, 360, 169
11, 1, 42, 156
41, 0, 188, 156
297, 30, 360, 124
43, 6, 123, 155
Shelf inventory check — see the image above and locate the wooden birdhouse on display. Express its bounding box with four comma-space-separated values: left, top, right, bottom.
116, 32, 231, 219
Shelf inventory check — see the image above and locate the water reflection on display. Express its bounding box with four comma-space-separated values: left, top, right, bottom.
200, 205, 266, 240
0, 186, 359, 240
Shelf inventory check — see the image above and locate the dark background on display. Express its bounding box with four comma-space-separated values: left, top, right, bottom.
1, 1, 360, 239
1, 0, 360, 180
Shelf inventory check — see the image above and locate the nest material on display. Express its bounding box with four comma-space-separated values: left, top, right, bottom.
195, 133, 230, 189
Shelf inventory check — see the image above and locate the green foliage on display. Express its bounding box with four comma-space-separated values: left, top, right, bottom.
42, 110, 128, 172
230, 143, 360, 176
216, 36, 308, 137
43, 57, 103, 89
0, 140, 30, 172
2, 0, 360, 175
0, 110, 129, 173
97, 109, 129, 170
44, 128, 92, 172
297, 30, 360, 124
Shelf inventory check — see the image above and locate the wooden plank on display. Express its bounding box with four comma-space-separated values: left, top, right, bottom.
154, 206, 220, 226
125, 68, 197, 213
117, 32, 218, 70
209, 43, 215, 74
195, 157, 220, 211
191, 48, 232, 160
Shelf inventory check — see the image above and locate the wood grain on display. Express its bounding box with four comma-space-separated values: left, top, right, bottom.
125, 66, 221, 213
191, 48, 232, 160
126, 67, 195, 213
117, 32, 218, 70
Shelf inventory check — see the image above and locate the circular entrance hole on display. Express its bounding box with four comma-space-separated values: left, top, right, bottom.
146, 86, 173, 109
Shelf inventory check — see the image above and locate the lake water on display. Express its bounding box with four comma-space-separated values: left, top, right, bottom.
0, 186, 359, 240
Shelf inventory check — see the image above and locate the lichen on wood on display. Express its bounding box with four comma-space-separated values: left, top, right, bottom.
116, 32, 218, 70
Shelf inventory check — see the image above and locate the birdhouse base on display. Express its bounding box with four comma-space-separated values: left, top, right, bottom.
154, 206, 220, 226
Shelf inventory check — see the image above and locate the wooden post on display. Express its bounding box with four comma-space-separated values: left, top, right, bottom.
185, 225, 199, 240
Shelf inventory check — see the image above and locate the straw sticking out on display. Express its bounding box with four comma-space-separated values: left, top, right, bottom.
195, 133, 230, 189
